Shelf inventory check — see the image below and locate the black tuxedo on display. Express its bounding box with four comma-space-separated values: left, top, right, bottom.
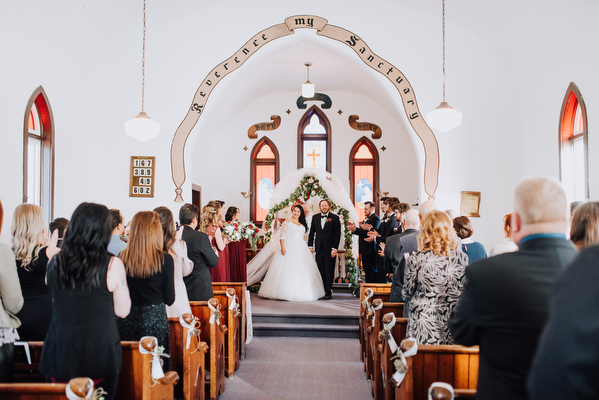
374, 212, 399, 282
449, 236, 577, 400
353, 212, 380, 283
386, 228, 419, 306
528, 245, 599, 399
181, 225, 220, 301
308, 212, 341, 297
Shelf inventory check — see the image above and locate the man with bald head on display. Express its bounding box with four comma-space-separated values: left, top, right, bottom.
386, 208, 420, 306
449, 177, 577, 400
418, 200, 438, 218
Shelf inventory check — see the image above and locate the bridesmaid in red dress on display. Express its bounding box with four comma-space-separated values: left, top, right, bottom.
225, 206, 247, 282
201, 202, 230, 283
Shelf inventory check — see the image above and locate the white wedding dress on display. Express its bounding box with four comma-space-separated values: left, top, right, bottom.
258, 221, 326, 301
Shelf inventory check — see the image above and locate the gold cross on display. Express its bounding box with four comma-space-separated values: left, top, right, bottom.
307, 149, 320, 167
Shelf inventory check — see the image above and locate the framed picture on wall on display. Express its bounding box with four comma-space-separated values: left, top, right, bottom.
460, 191, 481, 218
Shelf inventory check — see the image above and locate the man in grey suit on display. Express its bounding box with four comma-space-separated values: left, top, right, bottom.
449, 177, 578, 400
179, 203, 220, 301
386, 209, 420, 307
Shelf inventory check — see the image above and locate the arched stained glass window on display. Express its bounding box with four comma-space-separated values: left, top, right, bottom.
23, 86, 54, 223
250, 137, 279, 226
559, 82, 588, 203
350, 137, 379, 222
298, 105, 331, 172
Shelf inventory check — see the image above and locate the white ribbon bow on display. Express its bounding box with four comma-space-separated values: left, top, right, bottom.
138, 336, 167, 381
208, 301, 222, 325
392, 337, 418, 387
179, 314, 201, 351
65, 378, 94, 400
227, 290, 240, 313
382, 312, 398, 354
371, 301, 383, 327
428, 382, 455, 400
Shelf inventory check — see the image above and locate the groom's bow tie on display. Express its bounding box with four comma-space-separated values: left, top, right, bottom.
321, 214, 329, 219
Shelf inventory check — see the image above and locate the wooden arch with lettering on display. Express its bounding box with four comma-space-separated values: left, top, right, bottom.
170, 15, 439, 202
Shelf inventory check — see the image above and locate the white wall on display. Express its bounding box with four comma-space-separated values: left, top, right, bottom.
1, 0, 598, 251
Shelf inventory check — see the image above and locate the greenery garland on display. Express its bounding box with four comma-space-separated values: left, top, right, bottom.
263, 176, 359, 296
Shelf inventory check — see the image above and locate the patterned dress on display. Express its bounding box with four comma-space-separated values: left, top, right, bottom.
402, 250, 468, 344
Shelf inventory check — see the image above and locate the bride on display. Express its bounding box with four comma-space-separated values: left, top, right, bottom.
258, 204, 325, 301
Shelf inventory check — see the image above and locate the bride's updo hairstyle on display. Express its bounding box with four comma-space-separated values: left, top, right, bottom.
293, 205, 308, 232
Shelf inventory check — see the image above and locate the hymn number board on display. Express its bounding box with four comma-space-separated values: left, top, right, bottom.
130, 156, 155, 198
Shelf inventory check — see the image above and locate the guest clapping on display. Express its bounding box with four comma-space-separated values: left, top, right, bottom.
117, 211, 175, 369
39, 203, 130, 400
402, 210, 468, 344
11, 204, 59, 341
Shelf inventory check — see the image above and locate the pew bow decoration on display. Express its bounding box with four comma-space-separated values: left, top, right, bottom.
378, 312, 398, 353
209, 301, 223, 325
362, 288, 374, 310
179, 314, 202, 352
370, 300, 383, 328
139, 336, 171, 383
428, 382, 455, 400
227, 290, 242, 318
66, 378, 107, 400
390, 338, 418, 387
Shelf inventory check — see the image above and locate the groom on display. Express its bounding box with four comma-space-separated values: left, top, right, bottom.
308, 199, 341, 300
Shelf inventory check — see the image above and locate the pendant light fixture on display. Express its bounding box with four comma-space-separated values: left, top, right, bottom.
124, 0, 160, 141
302, 62, 315, 98
426, 0, 462, 133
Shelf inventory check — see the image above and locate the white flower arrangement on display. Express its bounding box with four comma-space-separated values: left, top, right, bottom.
223, 221, 243, 242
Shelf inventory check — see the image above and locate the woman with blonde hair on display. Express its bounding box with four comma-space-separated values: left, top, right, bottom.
117, 211, 175, 368
402, 210, 468, 344
11, 204, 59, 340
153, 206, 193, 318
201, 204, 230, 282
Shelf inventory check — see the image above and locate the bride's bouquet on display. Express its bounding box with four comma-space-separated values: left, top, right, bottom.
241, 222, 260, 251
223, 221, 243, 242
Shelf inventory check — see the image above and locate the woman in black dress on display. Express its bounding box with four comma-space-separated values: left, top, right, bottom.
11, 204, 60, 341
117, 211, 175, 369
39, 203, 131, 400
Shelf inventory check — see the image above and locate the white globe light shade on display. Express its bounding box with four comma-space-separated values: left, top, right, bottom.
426, 102, 463, 133
124, 112, 161, 142
302, 81, 315, 98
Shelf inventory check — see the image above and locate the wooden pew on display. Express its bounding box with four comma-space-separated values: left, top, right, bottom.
189, 298, 228, 400
12, 341, 44, 382
169, 314, 209, 400
359, 283, 391, 363
0, 377, 95, 400
211, 282, 247, 361
363, 296, 397, 381
370, 302, 404, 400
394, 344, 479, 400
378, 315, 409, 400
116, 338, 180, 400
211, 288, 242, 378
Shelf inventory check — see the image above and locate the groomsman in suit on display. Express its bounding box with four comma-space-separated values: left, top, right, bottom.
367, 197, 399, 282
308, 199, 341, 300
179, 203, 220, 301
347, 201, 380, 283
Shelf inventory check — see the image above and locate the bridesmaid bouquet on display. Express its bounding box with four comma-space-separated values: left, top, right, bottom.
241, 222, 260, 251
223, 221, 243, 242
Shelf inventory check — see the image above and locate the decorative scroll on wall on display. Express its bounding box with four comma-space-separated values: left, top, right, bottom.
170, 15, 440, 202
296, 93, 332, 109
348, 115, 382, 139
247, 115, 281, 139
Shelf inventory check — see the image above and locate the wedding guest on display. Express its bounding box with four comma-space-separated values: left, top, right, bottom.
402, 210, 468, 345
107, 209, 127, 256
347, 201, 380, 283
367, 197, 399, 282
180, 204, 219, 301
453, 216, 487, 263
11, 204, 59, 341
39, 203, 130, 400
154, 206, 193, 318
202, 204, 230, 282
117, 211, 174, 370
489, 213, 518, 256
225, 206, 247, 282
48, 217, 69, 248
0, 200, 24, 383
569, 201, 599, 250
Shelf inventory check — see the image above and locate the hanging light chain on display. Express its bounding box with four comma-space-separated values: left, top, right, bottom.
441, 0, 446, 103
141, 0, 147, 112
